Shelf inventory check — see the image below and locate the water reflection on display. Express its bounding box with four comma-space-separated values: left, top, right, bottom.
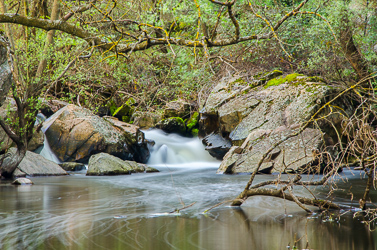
0, 169, 376, 249
0, 129, 376, 249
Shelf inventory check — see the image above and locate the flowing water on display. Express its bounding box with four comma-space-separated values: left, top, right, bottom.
0, 130, 377, 249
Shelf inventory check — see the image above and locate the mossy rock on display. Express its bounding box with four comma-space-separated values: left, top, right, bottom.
132, 111, 161, 128
227, 78, 248, 91
191, 128, 199, 137
264, 73, 306, 89
122, 115, 130, 123
163, 100, 192, 119
186, 112, 199, 131
146, 166, 160, 173
156, 117, 187, 135
59, 162, 86, 171
257, 70, 283, 83
109, 98, 136, 121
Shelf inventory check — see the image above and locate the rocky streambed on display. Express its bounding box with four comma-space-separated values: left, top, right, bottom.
0, 70, 354, 179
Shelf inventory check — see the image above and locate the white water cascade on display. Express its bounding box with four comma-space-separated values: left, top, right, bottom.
35, 113, 62, 164
144, 129, 219, 168
39, 137, 61, 164
37, 115, 218, 168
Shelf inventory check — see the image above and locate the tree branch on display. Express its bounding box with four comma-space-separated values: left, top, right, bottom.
0, 117, 21, 148
239, 187, 342, 210
227, 4, 239, 42
208, 0, 236, 6
0, 7, 295, 55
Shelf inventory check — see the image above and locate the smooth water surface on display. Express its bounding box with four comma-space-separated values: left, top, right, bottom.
0, 130, 376, 249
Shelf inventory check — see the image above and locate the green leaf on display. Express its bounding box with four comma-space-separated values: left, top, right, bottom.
112, 105, 124, 116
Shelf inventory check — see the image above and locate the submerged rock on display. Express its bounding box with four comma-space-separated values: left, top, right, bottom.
87, 153, 158, 176
43, 104, 149, 163
1, 148, 68, 177
146, 167, 159, 173
201, 72, 351, 174
59, 162, 86, 171
12, 178, 33, 185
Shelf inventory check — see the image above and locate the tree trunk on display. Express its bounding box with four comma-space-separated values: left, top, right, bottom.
0, 146, 26, 178
152, 0, 167, 53
36, 0, 60, 77
0, 0, 20, 81
0, 35, 12, 106
339, 7, 368, 81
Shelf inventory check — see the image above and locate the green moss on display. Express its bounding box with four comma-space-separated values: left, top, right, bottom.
158, 117, 186, 135
254, 70, 283, 85
308, 76, 326, 83
166, 117, 185, 125
109, 102, 117, 115
191, 128, 199, 137
242, 88, 251, 94
258, 70, 283, 82
122, 116, 130, 123
233, 78, 247, 84
186, 112, 199, 130
227, 78, 247, 92
305, 86, 316, 93
264, 73, 305, 89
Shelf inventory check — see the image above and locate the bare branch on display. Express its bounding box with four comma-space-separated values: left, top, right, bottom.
241, 187, 342, 210
208, 0, 236, 6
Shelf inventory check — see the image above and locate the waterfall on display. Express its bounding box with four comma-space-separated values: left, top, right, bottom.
144, 129, 218, 166
39, 137, 61, 164
37, 115, 217, 167
34, 113, 61, 164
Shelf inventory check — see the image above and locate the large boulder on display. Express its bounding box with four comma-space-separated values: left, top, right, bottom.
39, 99, 69, 118
104, 116, 150, 163
1, 148, 68, 177
201, 73, 351, 174
0, 36, 13, 152
28, 130, 45, 152
43, 104, 149, 163
217, 127, 323, 174
87, 153, 158, 175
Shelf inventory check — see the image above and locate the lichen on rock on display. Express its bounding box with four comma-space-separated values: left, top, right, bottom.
200, 71, 351, 174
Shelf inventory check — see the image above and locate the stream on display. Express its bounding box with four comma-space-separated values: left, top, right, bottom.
0, 129, 376, 249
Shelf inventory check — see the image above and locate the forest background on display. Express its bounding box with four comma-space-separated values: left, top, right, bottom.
1, 0, 375, 116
